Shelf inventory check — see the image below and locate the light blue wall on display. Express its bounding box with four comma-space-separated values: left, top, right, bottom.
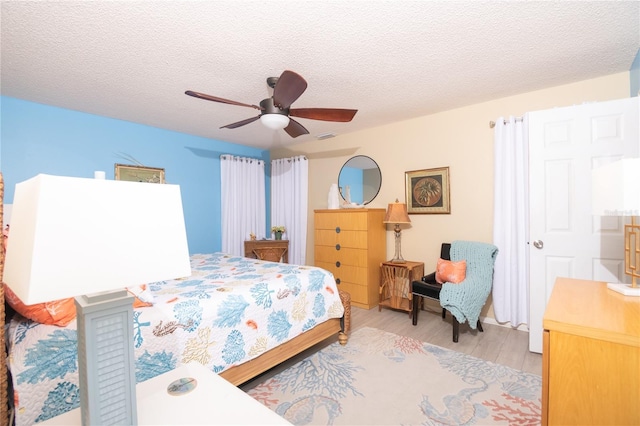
339, 166, 364, 204
0, 96, 270, 254
631, 48, 640, 97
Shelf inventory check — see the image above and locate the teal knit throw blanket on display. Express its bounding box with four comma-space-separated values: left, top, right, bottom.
439, 240, 499, 329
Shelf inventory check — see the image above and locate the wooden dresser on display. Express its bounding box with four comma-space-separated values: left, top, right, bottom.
314, 209, 386, 309
542, 277, 640, 425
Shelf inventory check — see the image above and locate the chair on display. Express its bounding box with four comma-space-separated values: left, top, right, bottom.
379, 263, 411, 314
411, 240, 498, 342
253, 247, 288, 263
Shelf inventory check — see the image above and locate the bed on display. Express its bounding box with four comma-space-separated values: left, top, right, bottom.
0, 175, 347, 426
1, 174, 9, 426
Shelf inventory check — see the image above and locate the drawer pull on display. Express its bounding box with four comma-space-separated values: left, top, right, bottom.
335, 244, 341, 250
335, 278, 341, 284
335, 261, 341, 268
335, 227, 341, 233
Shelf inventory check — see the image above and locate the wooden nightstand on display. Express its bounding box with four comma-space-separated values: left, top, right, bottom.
244, 239, 289, 263
379, 260, 424, 313
40, 363, 291, 425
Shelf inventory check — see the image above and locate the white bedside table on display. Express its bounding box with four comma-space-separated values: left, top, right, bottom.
41, 363, 291, 425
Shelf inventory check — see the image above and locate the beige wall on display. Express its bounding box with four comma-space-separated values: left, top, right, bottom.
272, 71, 630, 322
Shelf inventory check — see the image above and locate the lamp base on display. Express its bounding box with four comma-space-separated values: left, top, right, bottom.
75, 290, 138, 425
390, 227, 406, 264
606, 282, 640, 297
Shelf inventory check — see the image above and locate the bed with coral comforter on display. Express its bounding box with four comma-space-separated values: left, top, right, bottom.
6, 252, 344, 425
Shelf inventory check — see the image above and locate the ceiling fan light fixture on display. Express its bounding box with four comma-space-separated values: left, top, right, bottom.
260, 114, 290, 130
186, 70, 356, 137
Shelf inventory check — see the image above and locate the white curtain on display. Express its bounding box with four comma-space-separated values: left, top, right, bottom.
271, 156, 308, 265
492, 116, 530, 327
220, 155, 266, 256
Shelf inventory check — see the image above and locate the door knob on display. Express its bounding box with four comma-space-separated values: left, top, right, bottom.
533, 240, 544, 249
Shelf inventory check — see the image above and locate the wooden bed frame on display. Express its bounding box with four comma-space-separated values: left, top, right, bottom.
0, 172, 347, 423
220, 318, 345, 385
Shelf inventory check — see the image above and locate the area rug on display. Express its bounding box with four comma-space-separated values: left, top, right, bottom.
246, 327, 541, 425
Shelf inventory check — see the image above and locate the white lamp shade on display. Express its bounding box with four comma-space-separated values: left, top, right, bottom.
592, 158, 640, 216
4, 174, 192, 304
260, 114, 290, 130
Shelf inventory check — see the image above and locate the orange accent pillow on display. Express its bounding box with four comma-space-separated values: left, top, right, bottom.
127, 284, 154, 308
4, 284, 77, 326
435, 258, 467, 284
4, 283, 153, 326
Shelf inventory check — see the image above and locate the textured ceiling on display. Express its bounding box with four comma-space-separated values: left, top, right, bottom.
2, 1, 639, 150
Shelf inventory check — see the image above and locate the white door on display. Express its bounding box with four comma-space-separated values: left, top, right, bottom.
528, 97, 639, 353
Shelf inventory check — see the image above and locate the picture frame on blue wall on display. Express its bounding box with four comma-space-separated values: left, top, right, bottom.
405, 166, 450, 214
115, 164, 165, 184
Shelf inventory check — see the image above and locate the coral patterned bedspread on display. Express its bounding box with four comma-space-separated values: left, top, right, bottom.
7, 252, 344, 425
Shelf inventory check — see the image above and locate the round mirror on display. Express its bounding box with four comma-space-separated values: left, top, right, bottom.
338, 155, 382, 205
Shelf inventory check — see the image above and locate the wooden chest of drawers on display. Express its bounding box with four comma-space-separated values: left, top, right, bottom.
542, 278, 640, 425
314, 209, 386, 309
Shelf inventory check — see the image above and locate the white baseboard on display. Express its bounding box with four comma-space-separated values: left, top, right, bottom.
418, 299, 530, 332
480, 316, 529, 332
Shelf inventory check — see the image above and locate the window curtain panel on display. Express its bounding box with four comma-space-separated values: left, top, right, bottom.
271, 156, 308, 265
492, 116, 530, 327
220, 155, 266, 256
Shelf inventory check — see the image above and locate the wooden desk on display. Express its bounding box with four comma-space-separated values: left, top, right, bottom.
379, 260, 424, 313
244, 239, 289, 263
542, 277, 640, 425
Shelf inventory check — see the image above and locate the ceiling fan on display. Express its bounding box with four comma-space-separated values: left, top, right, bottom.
185, 70, 358, 138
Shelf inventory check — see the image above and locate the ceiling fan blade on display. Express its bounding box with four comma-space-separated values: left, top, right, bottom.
289, 108, 357, 122
220, 116, 260, 129
185, 90, 262, 110
284, 118, 309, 138
273, 70, 307, 110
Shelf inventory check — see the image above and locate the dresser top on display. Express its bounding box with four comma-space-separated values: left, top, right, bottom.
543, 277, 640, 347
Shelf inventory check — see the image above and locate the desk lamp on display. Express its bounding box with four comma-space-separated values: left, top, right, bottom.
4, 174, 191, 424
384, 199, 411, 263
592, 158, 640, 296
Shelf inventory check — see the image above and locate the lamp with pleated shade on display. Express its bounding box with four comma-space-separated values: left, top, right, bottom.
384, 199, 411, 263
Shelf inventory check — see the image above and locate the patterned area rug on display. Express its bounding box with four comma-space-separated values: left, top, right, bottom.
246, 327, 541, 425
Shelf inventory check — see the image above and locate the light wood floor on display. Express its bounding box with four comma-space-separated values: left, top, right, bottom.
351, 302, 542, 376
242, 302, 541, 391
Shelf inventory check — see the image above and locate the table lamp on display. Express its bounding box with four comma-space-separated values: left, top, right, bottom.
384, 199, 411, 263
592, 158, 640, 296
4, 174, 191, 425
